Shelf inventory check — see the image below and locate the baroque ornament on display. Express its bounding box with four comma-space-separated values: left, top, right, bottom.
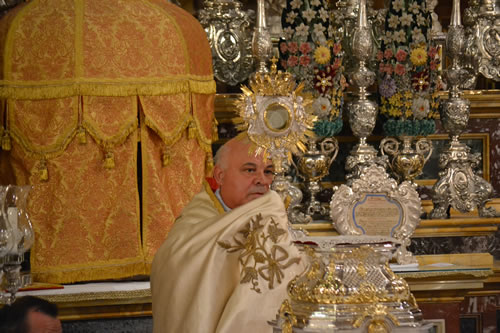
235, 59, 316, 174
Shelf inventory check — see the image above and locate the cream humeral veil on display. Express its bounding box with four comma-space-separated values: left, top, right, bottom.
151, 185, 305, 333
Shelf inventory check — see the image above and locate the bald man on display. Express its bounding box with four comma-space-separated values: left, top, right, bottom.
151, 135, 305, 333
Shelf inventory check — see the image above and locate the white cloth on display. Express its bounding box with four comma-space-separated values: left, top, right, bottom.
151, 187, 305, 333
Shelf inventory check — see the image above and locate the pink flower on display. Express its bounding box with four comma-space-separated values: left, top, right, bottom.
395, 63, 406, 76
428, 47, 438, 58
280, 42, 288, 54
299, 42, 312, 54
430, 60, 438, 70
395, 49, 407, 62
377, 51, 383, 61
332, 57, 342, 70
287, 55, 298, 67
299, 55, 311, 66
281, 59, 288, 70
384, 49, 393, 60
333, 43, 342, 55
379, 62, 386, 73
288, 42, 298, 54
385, 64, 393, 75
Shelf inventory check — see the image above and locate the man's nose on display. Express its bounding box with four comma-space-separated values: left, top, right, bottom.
254, 171, 272, 185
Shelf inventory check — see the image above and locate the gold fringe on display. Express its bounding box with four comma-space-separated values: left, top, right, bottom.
32, 260, 147, 284
76, 126, 87, 144
83, 118, 138, 151
188, 121, 196, 140
2, 131, 11, 151
212, 119, 219, 142
162, 147, 171, 167
103, 151, 115, 169
142, 111, 190, 147
0, 79, 216, 100
205, 152, 214, 176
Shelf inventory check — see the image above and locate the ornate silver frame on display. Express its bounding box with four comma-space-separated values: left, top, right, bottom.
330, 164, 422, 264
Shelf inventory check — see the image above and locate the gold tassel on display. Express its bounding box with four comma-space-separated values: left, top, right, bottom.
103, 151, 115, 169
212, 120, 219, 142
162, 148, 171, 167
188, 121, 196, 140
205, 153, 214, 175
2, 131, 11, 151
76, 126, 87, 144
39, 160, 48, 181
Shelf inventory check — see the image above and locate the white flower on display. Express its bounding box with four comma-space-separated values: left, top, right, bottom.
388, 15, 399, 29
283, 26, 294, 40
295, 23, 309, 38
313, 23, 326, 38
392, 0, 404, 12
409, 2, 420, 14
411, 97, 430, 119
319, 8, 329, 22
313, 96, 332, 118
311, 0, 321, 6
303, 8, 316, 22
290, 0, 303, 10
416, 13, 426, 26
382, 31, 393, 44
286, 11, 298, 24
412, 27, 425, 43
400, 13, 412, 26
394, 30, 406, 43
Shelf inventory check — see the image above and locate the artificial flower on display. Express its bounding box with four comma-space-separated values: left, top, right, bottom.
411, 70, 429, 91
388, 15, 399, 29
393, 30, 406, 43
409, 2, 420, 14
333, 43, 342, 55
299, 42, 312, 54
428, 47, 438, 58
290, 0, 303, 10
400, 13, 413, 26
299, 55, 311, 66
314, 45, 331, 65
280, 42, 288, 54
319, 8, 329, 22
286, 11, 298, 24
384, 49, 393, 59
295, 23, 309, 38
303, 8, 316, 22
411, 96, 430, 119
395, 63, 406, 76
395, 49, 407, 62
313, 23, 326, 39
288, 42, 299, 54
416, 14, 426, 26
312, 96, 332, 117
377, 50, 384, 61
384, 63, 394, 75
311, 0, 321, 6
430, 60, 438, 71
412, 28, 426, 44
283, 26, 294, 40
287, 55, 298, 67
392, 0, 404, 12
379, 76, 397, 98
410, 47, 427, 66
314, 67, 334, 94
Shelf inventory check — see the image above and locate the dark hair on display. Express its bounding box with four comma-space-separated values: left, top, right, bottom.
0, 296, 59, 333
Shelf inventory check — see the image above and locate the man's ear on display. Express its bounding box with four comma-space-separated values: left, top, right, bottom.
213, 165, 224, 186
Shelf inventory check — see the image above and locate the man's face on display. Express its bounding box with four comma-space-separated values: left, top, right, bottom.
27, 310, 62, 333
214, 145, 274, 209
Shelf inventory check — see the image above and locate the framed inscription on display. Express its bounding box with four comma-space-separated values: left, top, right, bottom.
330, 165, 421, 264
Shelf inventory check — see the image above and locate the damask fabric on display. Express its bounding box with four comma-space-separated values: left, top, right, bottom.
0, 0, 215, 283
151, 184, 306, 333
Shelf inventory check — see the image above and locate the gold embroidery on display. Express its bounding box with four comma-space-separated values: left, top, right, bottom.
218, 214, 301, 293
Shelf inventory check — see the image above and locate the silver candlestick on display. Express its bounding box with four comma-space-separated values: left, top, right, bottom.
252, 0, 273, 74
345, 0, 387, 183
430, 0, 498, 219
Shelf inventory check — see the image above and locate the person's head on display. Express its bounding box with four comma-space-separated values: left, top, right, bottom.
213, 134, 274, 209
0, 296, 62, 333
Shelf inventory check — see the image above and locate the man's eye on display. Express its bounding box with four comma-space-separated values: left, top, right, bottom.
265, 170, 275, 175
244, 168, 256, 173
